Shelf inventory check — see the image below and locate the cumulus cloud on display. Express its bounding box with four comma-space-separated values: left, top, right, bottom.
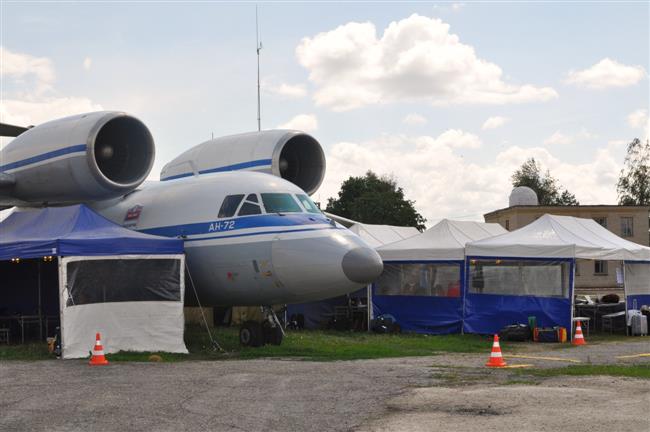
543, 129, 598, 146
627, 108, 649, 140
565, 58, 646, 89
0, 46, 55, 94
319, 132, 621, 224
482, 116, 509, 130
296, 14, 557, 111
402, 113, 427, 125
265, 82, 307, 98
277, 114, 318, 132
0, 46, 103, 147
83, 56, 92, 71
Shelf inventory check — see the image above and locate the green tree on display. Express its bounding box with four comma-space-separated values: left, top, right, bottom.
326, 171, 426, 231
617, 138, 650, 205
511, 158, 579, 205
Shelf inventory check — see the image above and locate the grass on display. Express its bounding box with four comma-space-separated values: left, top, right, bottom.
0, 325, 493, 362
517, 364, 650, 380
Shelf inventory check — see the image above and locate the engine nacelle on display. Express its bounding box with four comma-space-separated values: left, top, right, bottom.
0, 111, 154, 204
160, 130, 326, 195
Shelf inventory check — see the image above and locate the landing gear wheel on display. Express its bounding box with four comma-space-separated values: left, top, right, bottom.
240, 321, 264, 347
264, 324, 284, 346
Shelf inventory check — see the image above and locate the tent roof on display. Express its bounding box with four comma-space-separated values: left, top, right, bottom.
377, 219, 507, 260
0, 205, 184, 260
466, 213, 650, 261
349, 223, 420, 249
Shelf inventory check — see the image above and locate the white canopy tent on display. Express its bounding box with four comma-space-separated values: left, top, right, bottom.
464, 214, 650, 335
467, 214, 650, 261
349, 223, 420, 249
378, 219, 507, 260
370, 220, 506, 334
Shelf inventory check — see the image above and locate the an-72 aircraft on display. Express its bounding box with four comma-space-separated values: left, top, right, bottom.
0, 111, 383, 346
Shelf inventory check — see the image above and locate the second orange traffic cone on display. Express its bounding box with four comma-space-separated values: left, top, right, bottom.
89, 332, 109, 366
572, 321, 586, 346
485, 334, 507, 367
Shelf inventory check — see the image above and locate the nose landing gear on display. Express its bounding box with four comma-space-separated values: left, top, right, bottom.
239, 306, 285, 347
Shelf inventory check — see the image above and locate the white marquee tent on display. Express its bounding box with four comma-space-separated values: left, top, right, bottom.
349, 223, 420, 249
378, 219, 507, 260
463, 214, 650, 335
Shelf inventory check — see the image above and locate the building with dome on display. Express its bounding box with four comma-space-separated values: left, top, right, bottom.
484, 189, 649, 294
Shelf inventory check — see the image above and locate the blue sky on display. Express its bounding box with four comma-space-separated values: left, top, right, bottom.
2, 2, 648, 224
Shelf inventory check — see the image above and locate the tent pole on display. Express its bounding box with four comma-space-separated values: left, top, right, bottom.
38, 259, 43, 340
622, 261, 627, 336
366, 284, 371, 333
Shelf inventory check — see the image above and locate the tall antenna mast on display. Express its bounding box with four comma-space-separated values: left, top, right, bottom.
256, 5, 263, 131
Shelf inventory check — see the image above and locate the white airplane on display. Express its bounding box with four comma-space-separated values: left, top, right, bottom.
0, 111, 383, 346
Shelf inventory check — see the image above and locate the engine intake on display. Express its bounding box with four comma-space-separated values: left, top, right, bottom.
91, 115, 154, 187
0, 111, 154, 204
161, 130, 326, 195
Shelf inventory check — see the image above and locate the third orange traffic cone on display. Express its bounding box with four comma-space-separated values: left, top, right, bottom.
89, 332, 109, 366
572, 321, 586, 346
485, 334, 507, 367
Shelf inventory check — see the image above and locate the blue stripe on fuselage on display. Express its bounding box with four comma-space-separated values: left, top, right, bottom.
161, 158, 273, 181
0, 144, 87, 172
138, 213, 332, 238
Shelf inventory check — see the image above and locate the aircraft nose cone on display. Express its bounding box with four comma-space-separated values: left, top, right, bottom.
342, 247, 383, 284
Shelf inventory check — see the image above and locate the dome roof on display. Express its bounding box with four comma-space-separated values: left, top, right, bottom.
509, 186, 539, 206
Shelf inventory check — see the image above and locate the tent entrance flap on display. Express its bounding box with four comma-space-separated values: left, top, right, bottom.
60, 255, 187, 359
624, 262, 650, 309
463, 258, 574, 335
372, 261, 464, 334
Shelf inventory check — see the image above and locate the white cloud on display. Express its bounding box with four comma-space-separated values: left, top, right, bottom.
566, 58, 646, 89
482, 116, 509, 130
402, 113, 427, 125
83, 57, 92, 71
544, 131, 573, 146
265, 82, 307, 98
627, 108, 649, 140
0, 47, 102, 148
543, 129, 598, 146
277, 114, 318, 132
319, 132, 621, 224
451, 3, 465, 11
0, 46, 55, 94
296, 14, 557, 111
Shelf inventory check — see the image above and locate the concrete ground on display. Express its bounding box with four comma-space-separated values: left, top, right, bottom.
1, 339, 648, 432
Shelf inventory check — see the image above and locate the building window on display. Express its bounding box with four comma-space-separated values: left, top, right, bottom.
594, 217, 607, 228
594, 260, 608, 275
621, 217, 633, 237
505, 219, 510, 231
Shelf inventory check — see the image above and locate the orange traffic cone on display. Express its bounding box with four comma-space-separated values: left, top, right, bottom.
572, 321, 586, 346
89, 332, 109, 366
485, 334, 507, 367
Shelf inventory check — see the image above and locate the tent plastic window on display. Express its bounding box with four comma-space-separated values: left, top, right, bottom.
624, 263, 650, 296
375, 263, 461, 297
469, 259, 570, 298
66, 259, 181, 306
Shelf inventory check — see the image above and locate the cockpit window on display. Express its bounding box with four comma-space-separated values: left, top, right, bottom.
261, 193, 302, 213
296, 194, 321, 214
238, 202, 262, 216
238, 194, 263, 216
218, 194, 244, 218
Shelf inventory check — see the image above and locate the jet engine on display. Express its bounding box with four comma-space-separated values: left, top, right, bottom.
160, 130, 326, 195
0, 111, 155, 205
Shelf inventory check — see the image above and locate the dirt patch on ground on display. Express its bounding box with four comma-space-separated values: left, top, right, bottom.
358, 376, 649, 432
